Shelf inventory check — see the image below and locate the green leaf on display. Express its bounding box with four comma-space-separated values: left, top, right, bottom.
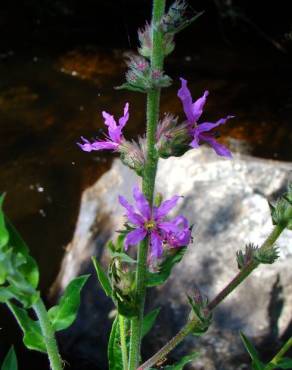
115, 82, 147, 93
146, 248, 187, 287
108, 316, 123, 370
48, 275, 89, 331
92, 257, 112, 297
276, 357, 292, 369
0, 195, 9, 249
111, 252, 136, 264
163, 352, 199, 369
0, 287, 16, 303
5, 219, 39, 288
240, 332, 265, 370
1, 346, 18, 370
142, 308, 160, 338
7, 302, 46, 353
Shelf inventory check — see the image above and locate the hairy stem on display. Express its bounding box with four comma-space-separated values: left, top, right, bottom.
137, 224, 285, 370
33, 298, 63, 370
119, 315, 129, 370
128, 1, 166, 369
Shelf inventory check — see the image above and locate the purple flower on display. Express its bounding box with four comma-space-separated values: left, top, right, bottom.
119, 186, 191, 260
178, 78, 233, 158
78, 103, 129, 152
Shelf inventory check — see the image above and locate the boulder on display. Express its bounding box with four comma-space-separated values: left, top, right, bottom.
53, 148, 292, 369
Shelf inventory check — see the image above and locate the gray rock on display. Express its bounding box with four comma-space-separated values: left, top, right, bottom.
53, 148, 292, 369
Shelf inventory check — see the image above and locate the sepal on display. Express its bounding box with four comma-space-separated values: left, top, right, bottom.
156, 115, 190, 158
187, 287, 212, 336
270, 184, 292, 230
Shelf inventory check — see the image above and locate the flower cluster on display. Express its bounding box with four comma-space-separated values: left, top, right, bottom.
119, 186, 191, 260
78, 80, 233, 260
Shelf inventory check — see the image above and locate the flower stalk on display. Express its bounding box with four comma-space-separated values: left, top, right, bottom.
32, 298, 63, 370
128, 1, 166, 369
137, 224, 285, 370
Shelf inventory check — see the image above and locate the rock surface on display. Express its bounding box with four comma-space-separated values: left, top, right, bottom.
53, 148, 292, 370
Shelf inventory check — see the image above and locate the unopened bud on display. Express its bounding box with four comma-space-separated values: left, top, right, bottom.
156, 115, 190, 158
236, 243, 257, 269
119, 139, 146, 177
270, 184, 292, 230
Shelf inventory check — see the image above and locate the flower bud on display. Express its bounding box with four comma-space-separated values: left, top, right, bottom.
160, 1, 204, 35
138, 22, 152, 58
187, 290, 212, 336
270, 184, 292, 230
236, 243, 257, 269
119, 138, 146, 176
156, 115, 190, 158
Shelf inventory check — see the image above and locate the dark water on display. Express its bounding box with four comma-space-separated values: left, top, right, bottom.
0, 45, 291, 367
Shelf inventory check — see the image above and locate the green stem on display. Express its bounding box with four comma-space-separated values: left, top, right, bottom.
264, 337, 292, 370
119, 314, 129, 370
33, 298, 63, 370
128, 1, 166, 369
137, 224, 285, 370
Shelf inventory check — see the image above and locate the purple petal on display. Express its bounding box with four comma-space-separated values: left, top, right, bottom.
190, 132, 200, 148
172, 215, 189, 228
177, 78, 196, 124
119, 196, 144, 226
125, 228, 147, 250
154, 195, 181, 220
158, 220, 181, 234
108, 126, 122, 144
102, 111, 117, 129
192, 90, 209, 122
77, 136, 94, 152
133, 186, 151, 220
91, 141, 119, 150
118, 102, 129, 129
197, 115, 234, 134
200, 134, 232, 158
150, 231, 163, 259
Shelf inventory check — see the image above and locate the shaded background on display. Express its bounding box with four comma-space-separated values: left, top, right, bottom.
0, 0, 292, 368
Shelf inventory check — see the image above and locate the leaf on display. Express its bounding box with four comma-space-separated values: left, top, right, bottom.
0, 195, 9, 249
5, 219, 39, 289
146, 248, 187, 287
7, 302, 46, 353
276, 357, 292, 369
163, 352, 199, 369
111, 252, 136, 264
1, 346, 18, 370
108, 316, 123, 370
142, 308, 160, 338
92, 257, 112, 297
48, 275, 89, 331
240, 332, 265, 370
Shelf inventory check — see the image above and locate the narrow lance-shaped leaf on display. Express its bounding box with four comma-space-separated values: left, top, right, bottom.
7, 302, 46, 353
92, 257, 112, 297
240, 332, 265, 370
108, 316, 123, 370
48, 275, 89, 331
142, 308, 160, 338
1, 347, 18, 370
0, 195, 9, 249
5, 218, 39, 289
146, 248, 187, 287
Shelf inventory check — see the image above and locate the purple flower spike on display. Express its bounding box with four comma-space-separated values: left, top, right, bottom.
119, 186, 191, 260
77, 103, 129, 152
178, 78, 233, 158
